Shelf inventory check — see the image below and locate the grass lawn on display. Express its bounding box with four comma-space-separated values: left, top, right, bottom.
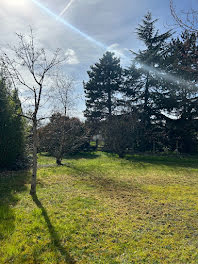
0, 152, 198, 263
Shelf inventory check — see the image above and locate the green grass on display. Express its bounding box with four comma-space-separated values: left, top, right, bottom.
0, 152, 198, 263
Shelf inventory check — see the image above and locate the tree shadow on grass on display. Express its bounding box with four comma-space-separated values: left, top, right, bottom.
40, 151, 100, 160
0, 170, 31, 240
65, 163, 145, 202
32, 194, 76, 264
124, 154, 198, 170
63, 152, 100, 160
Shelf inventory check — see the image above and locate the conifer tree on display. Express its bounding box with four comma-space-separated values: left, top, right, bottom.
0, 78, 11, 168
135, 12, 172, 123
84, 51, 122, 121
121, 64, 142, 113
11, 89, 26, 164
0, 78, 26, 169
159, 31, 198, 152
128, 12, 172, 151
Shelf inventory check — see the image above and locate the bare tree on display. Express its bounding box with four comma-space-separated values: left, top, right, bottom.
52, 74, 78, 165
1, 29, 66, 195
170, 0, 198, 32
53, 73, 75, 116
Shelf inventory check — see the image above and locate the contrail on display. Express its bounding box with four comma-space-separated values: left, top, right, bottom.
59, 0, 75, 17
30, 0, 106, 49
30, 0, 130, 61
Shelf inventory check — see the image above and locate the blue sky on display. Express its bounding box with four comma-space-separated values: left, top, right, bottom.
0, 0, 195, 118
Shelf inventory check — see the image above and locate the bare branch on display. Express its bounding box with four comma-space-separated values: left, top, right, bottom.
0, 27, 67, 194
170, 0, 198, 32
52, 72, 76, 116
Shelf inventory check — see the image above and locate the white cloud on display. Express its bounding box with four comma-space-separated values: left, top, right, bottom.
108, 43, 131, 66
108, 43, 125, 57
65, 48, 80, 64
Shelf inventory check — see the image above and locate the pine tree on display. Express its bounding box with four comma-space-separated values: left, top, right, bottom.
84, 51, 123, 121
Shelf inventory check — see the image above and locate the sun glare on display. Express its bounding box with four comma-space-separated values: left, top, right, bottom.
4, 0, 28, 7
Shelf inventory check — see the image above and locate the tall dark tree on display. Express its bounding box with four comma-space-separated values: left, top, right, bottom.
135, 12, 172, 122
121, 63, 142, 114
126, 12, 172, 151
0, 78, 26, 169
158, 31, 198, 152
0, 78, 11, 168
84, 51, 123, 121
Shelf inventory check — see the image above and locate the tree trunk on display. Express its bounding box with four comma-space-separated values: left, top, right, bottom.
144, 74, 150, 124
153, 140, 156, 153
56, 157, 63, 165
56, 143, 63, 165
96, 138, 99, 149
30, 119, 37, 195
107, 77, 112, 117
56, 116, 66, 165
107, 89, 112, 117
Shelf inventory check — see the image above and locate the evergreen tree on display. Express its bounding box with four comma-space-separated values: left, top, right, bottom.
121, 64, 142, 113
0, 78, 11, 168
135, 12, 172, 120
0, 78, 26, 169
11, 89, 26, 164
84, 51, 123, 121
127, 12, 172, 151
159, 32, 198, 152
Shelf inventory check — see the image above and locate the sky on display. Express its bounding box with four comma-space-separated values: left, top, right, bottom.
0, 0, 195, 119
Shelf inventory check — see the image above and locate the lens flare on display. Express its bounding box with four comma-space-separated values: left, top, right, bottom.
30, 0, 106, 49
30, 0, 131, 63
139, 63, 194, 88
30, 0, 195, 89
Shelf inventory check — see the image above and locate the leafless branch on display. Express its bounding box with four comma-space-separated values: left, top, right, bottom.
0, 27, 67, 194
170, 0, 198, 33
52, 72, 76, 116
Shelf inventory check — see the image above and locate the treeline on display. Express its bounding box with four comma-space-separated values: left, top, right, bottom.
84, 13, 198, 156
